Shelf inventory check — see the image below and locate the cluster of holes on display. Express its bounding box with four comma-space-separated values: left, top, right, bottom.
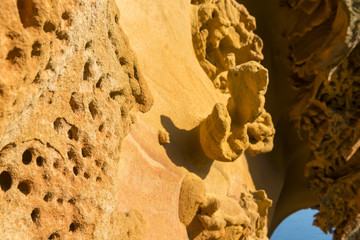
52, 117, 103, 180
22, 149, 45, 167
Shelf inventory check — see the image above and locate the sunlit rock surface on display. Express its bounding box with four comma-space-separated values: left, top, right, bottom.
0, 0, 359, 239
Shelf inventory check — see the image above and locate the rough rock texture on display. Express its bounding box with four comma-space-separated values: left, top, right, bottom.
199, 62, 274, 162
1, 0, 360, 239
277, 1, 360, 239
191, 0, 263, 92
179, 173, 272, 240
193, 0, 274, 162
241, 0, 360, 238
0, 0, 152, 239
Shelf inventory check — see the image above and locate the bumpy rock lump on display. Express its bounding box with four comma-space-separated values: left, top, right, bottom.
0, 0, 152, 239
179, 173, 272, 240
199, 62, 274, 162
193, 0, 274, 162
191, 0, 264, 91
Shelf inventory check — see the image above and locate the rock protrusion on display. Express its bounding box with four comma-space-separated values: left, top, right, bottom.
179, 173, 272, 240
200, 61, 274, 161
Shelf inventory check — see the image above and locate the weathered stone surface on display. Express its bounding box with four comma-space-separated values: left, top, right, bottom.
1, 0, 360, 239
0, 0, 152, 239
179, 173, 272, 240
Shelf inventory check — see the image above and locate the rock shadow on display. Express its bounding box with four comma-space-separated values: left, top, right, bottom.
160, 115, 213, 179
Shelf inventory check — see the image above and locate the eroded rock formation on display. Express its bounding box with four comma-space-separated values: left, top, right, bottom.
1, 0, 360, 239
191, 0, 263, 92
179, 173, 272, 240
0, 0, 152, 239
199, 62, 274, 162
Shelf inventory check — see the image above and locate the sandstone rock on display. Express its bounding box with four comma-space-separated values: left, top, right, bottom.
0, 0, 152, 239
1, 0, 360, 239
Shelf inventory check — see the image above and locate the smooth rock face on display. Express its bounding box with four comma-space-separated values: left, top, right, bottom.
1, 0, 360, 240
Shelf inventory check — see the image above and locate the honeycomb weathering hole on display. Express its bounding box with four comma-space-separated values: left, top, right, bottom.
36, 156, 44, 166
48, 232, 60, 239
31, 208, 40, 223
22, 149, 32, 164
43, 192, 53, 202
17, 0, 40, 28
69, 221, 80, 232
18, 181, 31, 195
0, 171, 12, 192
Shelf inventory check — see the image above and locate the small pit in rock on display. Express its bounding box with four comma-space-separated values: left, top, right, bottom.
0, 171, 12, 192
36, 156, 44, 166
18, 181, 31, 195
22, 149, 32, 165
69, 221, 80, 232
31, 208, 40, 223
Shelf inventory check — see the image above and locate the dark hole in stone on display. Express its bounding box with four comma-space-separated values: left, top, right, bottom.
84, 172, 90, 179
48, 232, 60, 239
133, 65, 139, 80
85, 41, 92, 49
36, 156, 44, 166
101, 162, 107, 172
56, 30, 69, 40
95, 160, 102, 167
6, 47, 23, 64
18, 181, 31, 195
43, 192, 53, 202
43, 21, 56, 32
17, 0, 40, 28
96, 77, 103, 89
109, 90, 124, 99
22, 149, 32, 164
53, 160, 60, 169
61, 11, 70, 20
67, 149, 77, 161
83, 60, 92, 80
73, 166, 79, 176
119, 57, 127, 66
69, 221, 80, 232
67, 126, 79, 141
249, 135, 258, 145
88, 101, 98, 119
0, 171, 12, 192
31, 208, 40, 223
96, 177, 102, 182
68, 198, 76, 205
57, 198, 63, 204
31, 41, 41, 57
69, 92, 84, 113
81, 146, 92, 158
98, 123, 104, 132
